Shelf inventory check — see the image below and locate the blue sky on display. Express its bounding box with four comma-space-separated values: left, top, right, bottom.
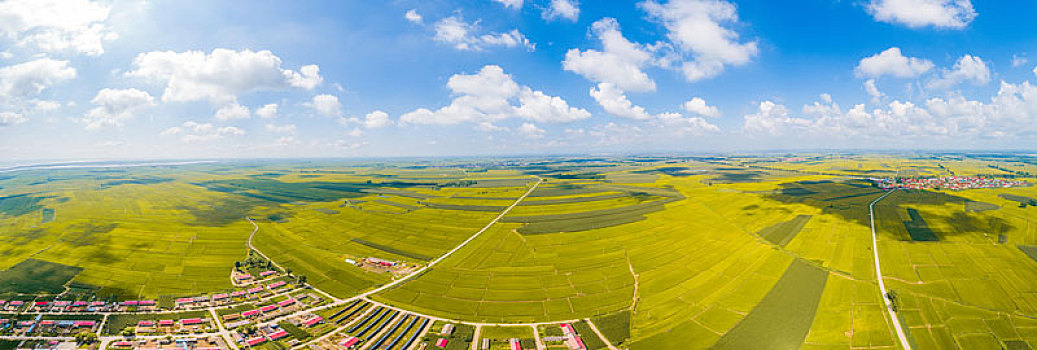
2, 0, 1037, 161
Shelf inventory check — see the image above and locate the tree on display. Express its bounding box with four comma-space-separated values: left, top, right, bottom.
297, 275, 307, 284
74, 332, 98, 344
121, 327, 135, 337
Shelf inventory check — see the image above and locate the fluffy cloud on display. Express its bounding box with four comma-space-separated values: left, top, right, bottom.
741, 81, 1037, 142
927, 54, 990, 89
589, 82, 719, 134
214, 103, 250, 121
682, 97, 719, 117
0, 57, 76, 98
264, 123, 296, 134
405, 9, 422, 24
590, 82, 651, 120
492, 0, 524, 9
0, 0, 116, 56
362, 110, 392, 128
641, 0, 758, 82
864, 79, 884, 103
400, 65, 590, 125
160, 121, 244, 142
256, 103, 278, 119
517, 122, 545, 138
306, 94, 341, 117
82, 88, 154, 129
866, 0, 976, 29
855, 47, 934, 79
0, 111, 26, 126
434, 16, 534, 51
543, 0, 579, 22
563, 18, 656, 92
126, 48, 321, 104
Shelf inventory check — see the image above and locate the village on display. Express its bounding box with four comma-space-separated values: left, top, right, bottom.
870, 176, 1029, 191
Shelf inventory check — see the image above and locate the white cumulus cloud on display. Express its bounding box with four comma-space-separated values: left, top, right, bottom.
0, 111, 26, 126
405, 9, 422, 24
856, 47, 934, 79
0, 0, 116, 56
927, 54, 990, 89
82, 88, 154, 129
682, 97, 719, 117
563, 18, 656, 92
0, 57, 76, 98
214, 103, 250, 121
641, 0, 759, 82
126, 48, 321, 104
256, 103, 278, 119
433, 16, 534, 51
492, 0, 524, 9
543, 0, 579, 22
400, 65, 589, 125
866, 0, 976, 29
160, 121, 245, 142
517, 122, 545, 139
306, 94, 342, 117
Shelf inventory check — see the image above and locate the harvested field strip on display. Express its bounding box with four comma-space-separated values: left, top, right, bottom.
529, 185, 609, 197
351, 239, 432, 261
361, 188, 434, 199
965, 200, 1000, 212
1000, 193, 1035, 205
372, 199, 419, 211
711, 259, 829, 350
423, 203, 507, 212
518, 192, 629, 206
904, 208, 938, 241
1018, 246, 1037, 264
504, 196, 681, 223
820, 190, 885, 201
758, 215, 812, 247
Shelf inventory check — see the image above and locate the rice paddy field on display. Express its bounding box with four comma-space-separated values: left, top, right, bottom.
2, 155, 1037, 349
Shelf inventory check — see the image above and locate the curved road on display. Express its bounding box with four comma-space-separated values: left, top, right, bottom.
869, 190, 911, 350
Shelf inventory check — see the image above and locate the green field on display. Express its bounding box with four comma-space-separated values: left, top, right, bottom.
1, 155, 1037, 349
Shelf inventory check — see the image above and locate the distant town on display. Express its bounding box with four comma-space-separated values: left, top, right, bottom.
871, 176, 1029, 191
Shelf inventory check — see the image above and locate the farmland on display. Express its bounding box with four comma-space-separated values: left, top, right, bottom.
1, 155, 1036, 349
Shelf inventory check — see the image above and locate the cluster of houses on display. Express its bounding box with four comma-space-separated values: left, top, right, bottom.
0, 300, 156, 313
0, 318, 98, 336
223, 298, 302, 329
135, 318, 212, 334
871, 176, 1028, 191
176, 280, 292, 310
112, 336, 227, 349
233, 270, 282, 286
233, 323, 291, 347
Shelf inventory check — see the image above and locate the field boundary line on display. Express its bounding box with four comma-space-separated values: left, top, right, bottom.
869, 189, 911, 350
360, 176, 542, 298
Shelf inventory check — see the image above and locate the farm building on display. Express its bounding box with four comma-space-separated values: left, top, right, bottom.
242, 309, 260, 318
246, 337, 266, 346
303, 316, 322, 327
440, 323, 454, 336
181, 318, 204, 325
261, 270, 277, 277
366, 257, 396, 267
340, 337, 359, 348
278, 298, 296, 307
510, 338, 522, 350
260, 304, 278, 313
435, 338, 449, 348
268, 330, 289, 340
267, 281, 287, 289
